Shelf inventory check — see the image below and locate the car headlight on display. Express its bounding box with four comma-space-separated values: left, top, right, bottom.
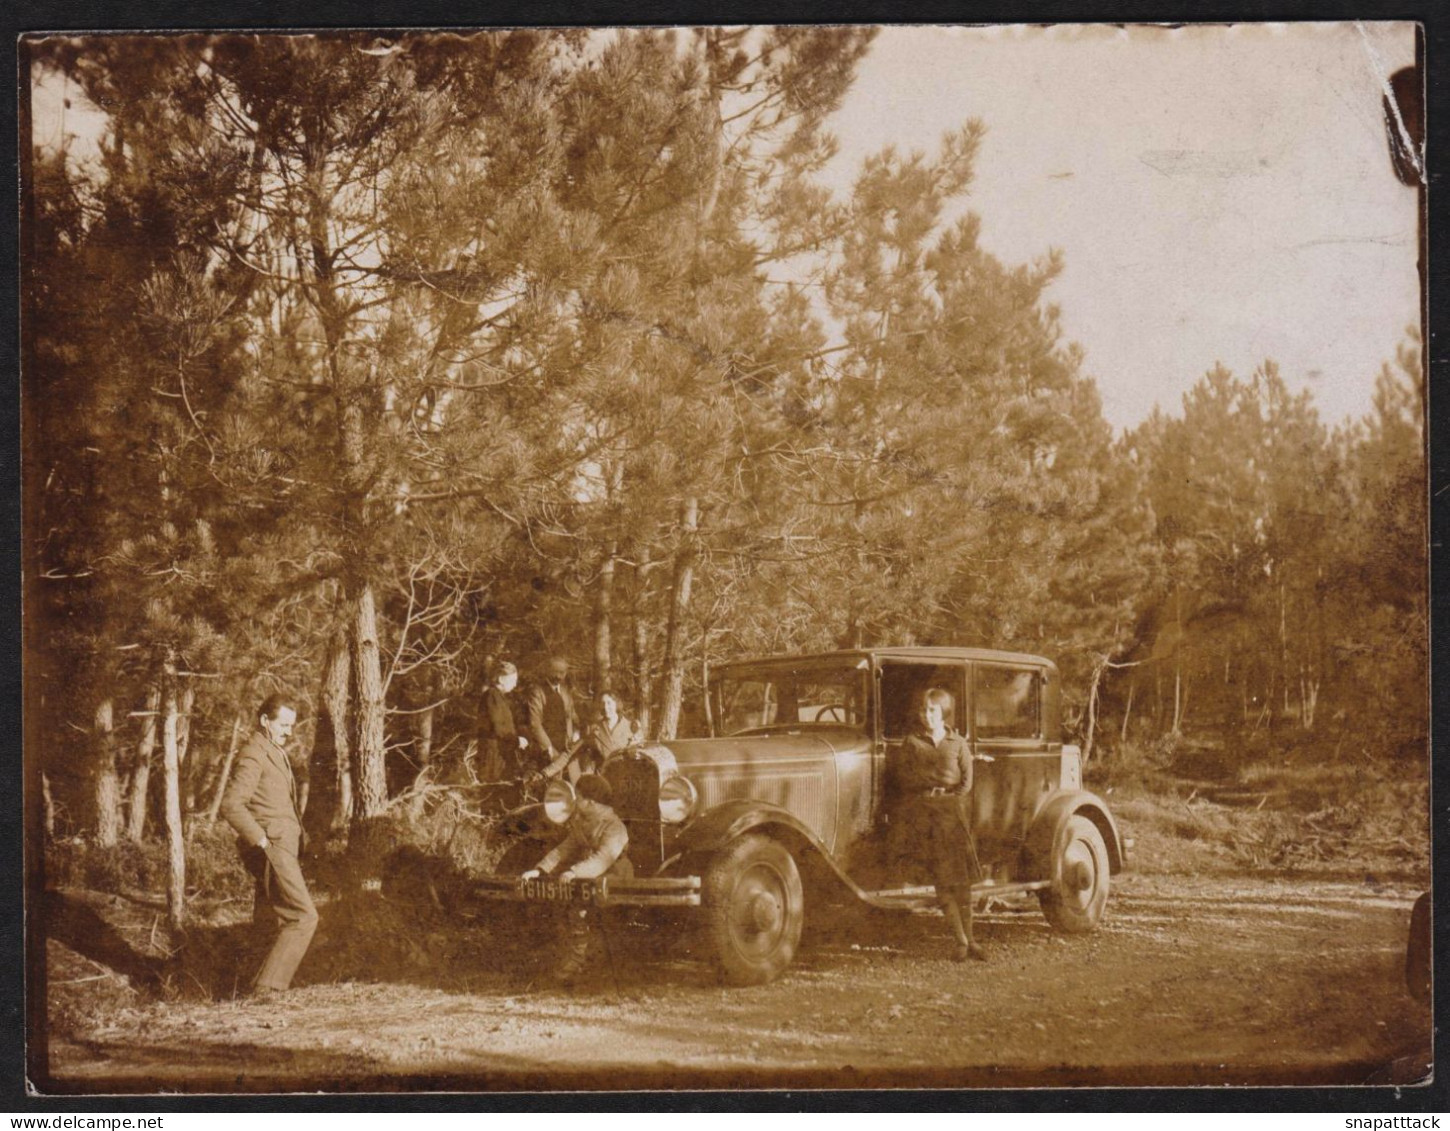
543, 779, 576, 825
658, 775, 698, 824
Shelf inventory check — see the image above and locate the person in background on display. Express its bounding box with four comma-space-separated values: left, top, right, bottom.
520, 773, 633, 984
526, 655, 580, 782
579, 690, 639, 775
898, 687, 987, 963
221, 693, 319, 997
477, 659, 527, 784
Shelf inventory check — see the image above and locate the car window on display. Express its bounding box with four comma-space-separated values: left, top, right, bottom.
713, 665, 868, 734
879, 663, 966, 738
975, 665, 1041, 739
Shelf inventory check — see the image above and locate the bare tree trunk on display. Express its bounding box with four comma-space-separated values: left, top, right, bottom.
331, 647, 354, 830
657, 498, 699, 741
594, 541, 617, 696
204, 714, 244, 827
161, 660, 186, 931
1171, 588, 1184, 734
94, 699, 122, 847
177, 685, 196, 815
701, 654, 714, 736
42, 772, 56, 839
126, 685, 160, 842
309, 628, 354, 832
351, 582, 388, 819
1279, 577, 1290, 715
414, 701, 434, 783
1300, 667, 1319, 730
632, 547, 654, 738
1083, 658, 1104, 766
1120, 680, 1135, 747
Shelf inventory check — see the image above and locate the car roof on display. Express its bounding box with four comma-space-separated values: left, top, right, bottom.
716, 646, 1057, 670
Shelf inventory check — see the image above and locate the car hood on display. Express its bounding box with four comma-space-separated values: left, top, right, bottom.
660, 726, 872, 768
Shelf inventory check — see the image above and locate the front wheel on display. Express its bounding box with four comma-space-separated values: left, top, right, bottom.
1039, 814, 1110, 933
701, 834, 804, 985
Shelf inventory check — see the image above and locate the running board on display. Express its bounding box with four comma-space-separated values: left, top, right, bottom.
860, 879, 1052, 912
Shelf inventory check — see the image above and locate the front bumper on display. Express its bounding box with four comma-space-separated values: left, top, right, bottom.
473, 873, 701, 908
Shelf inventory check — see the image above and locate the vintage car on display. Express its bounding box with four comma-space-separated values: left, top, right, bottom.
475, 647, 1127, 984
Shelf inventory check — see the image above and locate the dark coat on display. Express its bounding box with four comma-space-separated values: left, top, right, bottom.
525, 679, 577, 765
897, 727, 982, 892
477, 685, 521, 781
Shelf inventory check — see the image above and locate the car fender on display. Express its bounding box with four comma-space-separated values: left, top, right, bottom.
1021, 790, 1125, 881
673, 798, 864, 894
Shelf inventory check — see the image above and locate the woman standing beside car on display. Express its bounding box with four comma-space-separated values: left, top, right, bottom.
899, 687, 987, 963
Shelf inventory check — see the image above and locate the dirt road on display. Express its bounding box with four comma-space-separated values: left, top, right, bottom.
40, 873, 1432, 1093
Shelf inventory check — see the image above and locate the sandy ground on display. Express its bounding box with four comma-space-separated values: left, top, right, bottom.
36, 871, 1432, 1093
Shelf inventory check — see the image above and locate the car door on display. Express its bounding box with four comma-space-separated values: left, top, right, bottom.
836, 658, 970, 882
969, 662, 1058, 865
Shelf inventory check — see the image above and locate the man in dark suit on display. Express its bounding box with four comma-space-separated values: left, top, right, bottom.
525, 656, 579, 781
221, 693, 318, 996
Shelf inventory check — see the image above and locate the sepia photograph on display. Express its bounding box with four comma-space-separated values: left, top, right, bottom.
20, 21, 1431, 1095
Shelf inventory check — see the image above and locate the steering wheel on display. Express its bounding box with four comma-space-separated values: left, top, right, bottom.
813, 703, 848, 723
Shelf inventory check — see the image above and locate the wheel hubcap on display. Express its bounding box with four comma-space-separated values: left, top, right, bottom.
750, 890, 783, 932
731, 864, 790, 955
1062, 839, 1098, 906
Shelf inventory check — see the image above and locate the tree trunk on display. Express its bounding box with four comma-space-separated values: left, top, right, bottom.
657, 498, 699, 741
1083, 658, 1104, 766
1171, 586, 1185, 734
125, 685, 159, 842
93, 698, 122, 847
161, 661, 186, 931
351, 582, 388, 819
204, 714, 244, 827
42, 772, 55, 839
594, 541, 617, 696
632, 546, 654, 738
309, 628, 354, 833
1120, 680, 1135, 747
177, 684, 196, 816
414, 702, 434, 784
1300, 667, 1319, 731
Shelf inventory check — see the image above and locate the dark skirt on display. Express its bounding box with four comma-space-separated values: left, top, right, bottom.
903, 793, 983, 894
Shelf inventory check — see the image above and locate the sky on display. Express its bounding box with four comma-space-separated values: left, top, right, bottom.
31, 23, 1419, 434
823, 22, 1420, 431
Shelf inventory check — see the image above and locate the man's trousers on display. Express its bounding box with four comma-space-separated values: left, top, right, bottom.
242, 843, 319, 992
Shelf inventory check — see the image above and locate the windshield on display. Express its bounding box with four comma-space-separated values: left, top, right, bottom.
710, 660, 870, 736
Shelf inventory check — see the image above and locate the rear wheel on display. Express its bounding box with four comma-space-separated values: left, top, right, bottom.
1039, 814, 1110, 933
701, 834, 804, 985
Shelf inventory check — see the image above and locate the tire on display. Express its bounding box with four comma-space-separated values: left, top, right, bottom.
700, 834, 804, 985
1039, 814, 1110, 934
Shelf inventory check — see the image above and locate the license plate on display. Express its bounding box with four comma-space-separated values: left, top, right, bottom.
518, 877, 599, 904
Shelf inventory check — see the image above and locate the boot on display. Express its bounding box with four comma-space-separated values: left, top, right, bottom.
961, 897, 988, 962
947, 893, 987, 963
550, 908, 594, 986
